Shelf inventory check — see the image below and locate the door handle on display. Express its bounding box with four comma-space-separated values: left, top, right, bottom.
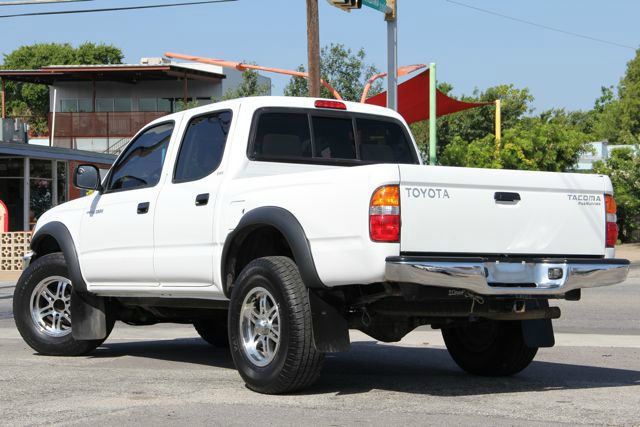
494, 192, 521, 203
195, 193, 210, 206
137, 202, 150, 214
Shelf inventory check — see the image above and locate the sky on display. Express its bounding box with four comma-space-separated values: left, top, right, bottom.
0, 0, 638, 113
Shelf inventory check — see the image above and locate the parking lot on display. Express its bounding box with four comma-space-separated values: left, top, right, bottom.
1, 267, 639, 426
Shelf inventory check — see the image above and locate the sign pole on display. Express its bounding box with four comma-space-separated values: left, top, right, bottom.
429, 62, 437, 165
385, 0, 397, 110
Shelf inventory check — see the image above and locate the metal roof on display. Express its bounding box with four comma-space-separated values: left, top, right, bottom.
0, 142, 116, 164
0, 62, 226, 85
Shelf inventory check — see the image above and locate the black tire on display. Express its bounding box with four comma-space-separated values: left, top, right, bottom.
228, 256, 324, 394
442, 319, 538, 376
193, 311, 229, 348
13, 252, 113, 356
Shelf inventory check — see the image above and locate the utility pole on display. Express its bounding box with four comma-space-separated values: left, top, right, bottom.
306, 0, 321, 97
385, 0, 397, 110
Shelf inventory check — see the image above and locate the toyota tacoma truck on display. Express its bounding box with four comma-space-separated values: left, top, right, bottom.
14, 96, 630, 394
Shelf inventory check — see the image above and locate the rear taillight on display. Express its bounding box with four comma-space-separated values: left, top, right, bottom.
605, 194, 618, 248
370, 185, 400, 242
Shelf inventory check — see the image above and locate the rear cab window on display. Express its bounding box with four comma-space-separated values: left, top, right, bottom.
249, 108, 419, 165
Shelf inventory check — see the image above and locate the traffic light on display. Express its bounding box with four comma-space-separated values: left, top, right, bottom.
327, 0, 362, 12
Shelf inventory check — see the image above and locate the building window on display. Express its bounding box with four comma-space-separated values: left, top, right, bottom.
29, 159, 53, 228
60, 98, 92, 113
0, 157, 25, 231
96, 98, 114, 112
77, 99, 92, 112
140, 98, 173, 112
158, 98, 172, 112
139, 98, 157, 112
114, 98, 132, 112
57, 162, 67, 205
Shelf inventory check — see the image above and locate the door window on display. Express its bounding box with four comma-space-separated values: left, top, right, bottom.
106, 122, 173, 192
173, 111, 232, 183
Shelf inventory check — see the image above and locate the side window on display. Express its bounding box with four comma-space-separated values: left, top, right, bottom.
356, 118, 416, 164
174, 111, 232, 183
106, 122, 173, 191
252, 113, 311, 160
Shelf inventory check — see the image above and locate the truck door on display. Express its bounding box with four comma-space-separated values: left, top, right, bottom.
153, 110, 233, 291
78, 122, 175, 288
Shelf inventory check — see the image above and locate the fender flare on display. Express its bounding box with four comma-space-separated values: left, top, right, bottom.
221, 206, 325, 296
31, 221, 88, 293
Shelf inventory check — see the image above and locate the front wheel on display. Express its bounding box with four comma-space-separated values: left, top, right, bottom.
442, 319, 537, 376
228, 256, 324, 394
13, 253, 113, 356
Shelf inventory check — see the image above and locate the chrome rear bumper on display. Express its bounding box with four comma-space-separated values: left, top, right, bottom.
385, 256, 630, 296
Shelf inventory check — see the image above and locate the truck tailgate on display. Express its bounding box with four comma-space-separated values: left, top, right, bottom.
399, 165, 608, 256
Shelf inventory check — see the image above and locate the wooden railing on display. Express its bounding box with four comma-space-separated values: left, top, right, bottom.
48, 112, 167, 149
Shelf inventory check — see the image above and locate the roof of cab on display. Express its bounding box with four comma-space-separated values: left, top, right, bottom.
148, 96, 405, 127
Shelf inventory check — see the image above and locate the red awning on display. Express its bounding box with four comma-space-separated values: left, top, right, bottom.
365, 70, 490, 124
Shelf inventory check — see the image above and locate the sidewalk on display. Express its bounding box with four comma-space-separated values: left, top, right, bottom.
615, 243, 640, 265
0, 271, 21, 282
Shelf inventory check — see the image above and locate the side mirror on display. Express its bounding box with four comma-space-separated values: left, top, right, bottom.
73, 164, 101, 191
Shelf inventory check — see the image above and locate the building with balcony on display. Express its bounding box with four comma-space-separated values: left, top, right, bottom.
0, 57, 270, 153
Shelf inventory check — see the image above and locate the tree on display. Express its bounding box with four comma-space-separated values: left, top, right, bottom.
617, 48, 640, 144
593, 147, 640, 242
440, 111, 592, 172
1, 42, 123, 135
220, 68, 270, 100
284, 43, 382, 102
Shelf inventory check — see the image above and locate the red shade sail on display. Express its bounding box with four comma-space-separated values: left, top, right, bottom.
365, 70, 490, 124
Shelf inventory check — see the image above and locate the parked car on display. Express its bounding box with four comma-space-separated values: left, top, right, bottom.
14, 96, 630, 394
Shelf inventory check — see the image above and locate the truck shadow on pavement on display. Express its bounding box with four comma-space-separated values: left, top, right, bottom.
93, 338, 640, 396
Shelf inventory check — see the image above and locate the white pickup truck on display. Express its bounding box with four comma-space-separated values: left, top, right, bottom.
14, 96, 630, 394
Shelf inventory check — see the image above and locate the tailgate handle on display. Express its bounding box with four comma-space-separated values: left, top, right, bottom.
494, 192, 521, 202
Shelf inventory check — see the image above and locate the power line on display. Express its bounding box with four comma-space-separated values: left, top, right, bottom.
0, 0, 92, 5
0, 0, 237, 18
0, 0, 93, 6
444, 0, 636, 51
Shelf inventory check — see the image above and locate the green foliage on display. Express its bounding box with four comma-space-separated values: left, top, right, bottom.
284, 43, 382, 102
593, 147, 640, 242
617, 49, 640, 144
440, 113, 591, 172
219, 68, 270, 101
1, 42, 123, 135
174, 99, 200, 112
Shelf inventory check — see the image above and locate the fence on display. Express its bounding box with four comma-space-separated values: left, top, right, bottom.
0, 231, 32, 271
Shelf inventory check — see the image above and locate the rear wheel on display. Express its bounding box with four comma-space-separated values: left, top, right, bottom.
13, 253, 113, 356
228, 256, 324, 394
442, 319, 537, 376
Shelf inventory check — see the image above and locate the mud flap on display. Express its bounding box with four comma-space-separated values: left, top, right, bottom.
308, 290, 350, 352
522, 319, 555, 348
71, 290, 107, 340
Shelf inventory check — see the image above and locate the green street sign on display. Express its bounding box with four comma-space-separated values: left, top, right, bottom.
362, 0, 388, 13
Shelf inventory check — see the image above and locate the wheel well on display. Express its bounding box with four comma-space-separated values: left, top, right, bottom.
224, 225, 293, 297
32, 234, 62, 260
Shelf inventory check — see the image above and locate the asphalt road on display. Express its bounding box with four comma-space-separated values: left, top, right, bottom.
0, 269, 639, 426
